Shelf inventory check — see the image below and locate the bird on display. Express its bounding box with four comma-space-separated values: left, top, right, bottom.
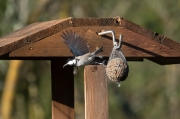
61, 30, 104, 73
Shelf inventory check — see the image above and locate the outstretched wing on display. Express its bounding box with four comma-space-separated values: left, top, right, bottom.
61, 30, 89, 56
89, 46, 103, 57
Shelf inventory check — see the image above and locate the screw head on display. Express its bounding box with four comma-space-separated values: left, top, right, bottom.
29, 47, 33, 50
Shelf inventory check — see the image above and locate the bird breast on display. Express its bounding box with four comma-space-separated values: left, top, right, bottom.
76, 53, 95, 66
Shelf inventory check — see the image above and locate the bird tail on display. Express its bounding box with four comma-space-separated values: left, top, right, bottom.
90, 46, 103, 57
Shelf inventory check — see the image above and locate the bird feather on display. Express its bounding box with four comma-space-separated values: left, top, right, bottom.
61, 30, 89, 56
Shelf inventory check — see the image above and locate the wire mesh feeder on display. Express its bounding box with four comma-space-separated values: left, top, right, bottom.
98, 30, 129, 87
106, 50, 129, 87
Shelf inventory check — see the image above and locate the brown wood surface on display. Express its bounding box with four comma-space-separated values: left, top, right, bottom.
0, 17, 180, 64
121, 18, 180, 51
0, 17, 180, 54
8, 26, 180, 64
51, 58, 74, 119
84, 65, 108, 119
0, 18, 72, 56
0, 17, 117, 56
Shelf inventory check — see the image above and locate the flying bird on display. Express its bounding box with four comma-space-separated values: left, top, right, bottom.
61, 30, 104, 73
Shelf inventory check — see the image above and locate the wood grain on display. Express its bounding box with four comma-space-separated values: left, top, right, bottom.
84, 65, 108, 119
121, 18, 180, 51
51, 58, 74, 119
8, 26, 180, 64
8, 26, 180, 58
0, 18, 72, 56
0, 17, 180, 57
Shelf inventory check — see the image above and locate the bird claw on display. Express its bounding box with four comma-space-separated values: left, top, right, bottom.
117, 82, 121, 87
95, 60, 106, 67
98, 55, 103, 59
73, 67, 79, 75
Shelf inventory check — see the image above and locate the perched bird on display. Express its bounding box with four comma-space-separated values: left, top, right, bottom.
61, 30, 104, 72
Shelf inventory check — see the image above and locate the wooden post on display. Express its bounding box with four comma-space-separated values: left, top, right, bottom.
84, 65, 108, 119
51, 58, 74, 119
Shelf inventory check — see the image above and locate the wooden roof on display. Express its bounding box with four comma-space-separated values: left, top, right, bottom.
0, 16, 180, 65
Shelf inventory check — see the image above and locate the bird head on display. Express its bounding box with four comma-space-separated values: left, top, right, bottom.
63, 58, 77, 68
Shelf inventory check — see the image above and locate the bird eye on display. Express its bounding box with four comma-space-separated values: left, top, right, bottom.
66, 58, 73, 62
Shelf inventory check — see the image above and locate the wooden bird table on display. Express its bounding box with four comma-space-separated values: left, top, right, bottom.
0, 17, 180, 119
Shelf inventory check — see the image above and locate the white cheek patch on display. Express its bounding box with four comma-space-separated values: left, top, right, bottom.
67, 60, 76, 65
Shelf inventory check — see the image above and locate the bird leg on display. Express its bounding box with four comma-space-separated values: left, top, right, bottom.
117, 82, 121, 87
73, 66, 79, 75
98, 55, 103, 59
95, 60, 107, 67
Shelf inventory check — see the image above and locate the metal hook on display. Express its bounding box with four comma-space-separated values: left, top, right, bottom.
98, 30, 122, 49
118, 34, 123, 49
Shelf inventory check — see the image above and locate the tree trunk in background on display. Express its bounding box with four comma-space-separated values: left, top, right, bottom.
165, 65, 180, 119
1, 60, 23, 119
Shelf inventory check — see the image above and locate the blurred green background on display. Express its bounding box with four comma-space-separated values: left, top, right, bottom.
0, 0, 180, 119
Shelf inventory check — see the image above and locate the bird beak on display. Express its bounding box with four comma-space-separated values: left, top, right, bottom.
63, 64, 67, 68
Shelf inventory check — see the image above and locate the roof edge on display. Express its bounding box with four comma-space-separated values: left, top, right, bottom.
119, 17, 180, 51
0, 16, 180, 56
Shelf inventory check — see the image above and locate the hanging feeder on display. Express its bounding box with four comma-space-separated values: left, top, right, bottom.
98, 30, 129, 87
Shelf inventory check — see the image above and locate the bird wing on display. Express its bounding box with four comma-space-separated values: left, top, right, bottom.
61, 30, 89, 56
89, 46, 103, 57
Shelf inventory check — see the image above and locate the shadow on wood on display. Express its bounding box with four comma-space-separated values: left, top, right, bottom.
51, 58, 74, 119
